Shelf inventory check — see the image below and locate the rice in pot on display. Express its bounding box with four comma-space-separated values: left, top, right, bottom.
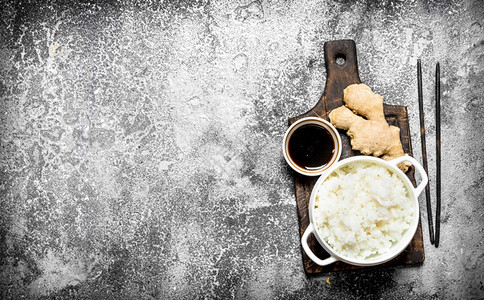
314, 161, 414, 260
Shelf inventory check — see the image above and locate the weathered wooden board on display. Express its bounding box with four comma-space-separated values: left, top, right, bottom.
289, 40, 424, 274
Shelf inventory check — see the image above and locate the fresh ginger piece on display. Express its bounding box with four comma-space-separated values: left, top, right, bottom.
343, 83, 385, 121
329, 83, 411, 172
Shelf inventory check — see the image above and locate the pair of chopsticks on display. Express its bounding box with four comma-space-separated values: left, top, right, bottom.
417, 59, 441, 247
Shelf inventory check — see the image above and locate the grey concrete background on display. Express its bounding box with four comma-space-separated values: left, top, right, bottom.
0, 0, 483, 299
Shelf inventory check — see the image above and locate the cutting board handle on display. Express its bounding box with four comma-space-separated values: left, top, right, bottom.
322, 40, 361, 113
289, 39, 361, 124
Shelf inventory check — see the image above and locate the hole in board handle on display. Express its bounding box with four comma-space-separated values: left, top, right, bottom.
335, 53, 346, 65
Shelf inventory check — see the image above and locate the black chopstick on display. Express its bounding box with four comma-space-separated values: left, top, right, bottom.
435, 63, 441, 247
417, 59, 435, 245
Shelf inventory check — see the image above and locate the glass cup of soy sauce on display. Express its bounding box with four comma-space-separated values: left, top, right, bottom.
283, 117, 342, 176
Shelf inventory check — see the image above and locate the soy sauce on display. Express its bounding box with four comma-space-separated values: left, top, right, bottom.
288, 124, 334, 170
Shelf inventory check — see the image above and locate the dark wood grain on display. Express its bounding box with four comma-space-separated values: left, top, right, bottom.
289, 40, 425, 274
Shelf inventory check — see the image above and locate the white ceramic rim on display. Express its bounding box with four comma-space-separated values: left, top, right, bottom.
282, 117, 342, 176
302, 155, 428, 267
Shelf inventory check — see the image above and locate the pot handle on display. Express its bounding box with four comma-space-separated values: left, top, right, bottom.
389, 155, 428, 197
301, 223, 338, 266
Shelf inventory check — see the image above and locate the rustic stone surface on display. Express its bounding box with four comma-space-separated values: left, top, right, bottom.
0, 0, 483, 298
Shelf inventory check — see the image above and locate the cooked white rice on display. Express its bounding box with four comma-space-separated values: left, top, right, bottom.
314, 161, 414, 260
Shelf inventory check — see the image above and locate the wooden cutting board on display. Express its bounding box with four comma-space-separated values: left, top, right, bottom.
289, 40, 424, 274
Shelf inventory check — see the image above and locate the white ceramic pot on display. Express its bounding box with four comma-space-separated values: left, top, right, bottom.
301, 155, 428, 267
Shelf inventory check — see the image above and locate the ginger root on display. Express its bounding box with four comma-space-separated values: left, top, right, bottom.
329, 83, 411, 172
